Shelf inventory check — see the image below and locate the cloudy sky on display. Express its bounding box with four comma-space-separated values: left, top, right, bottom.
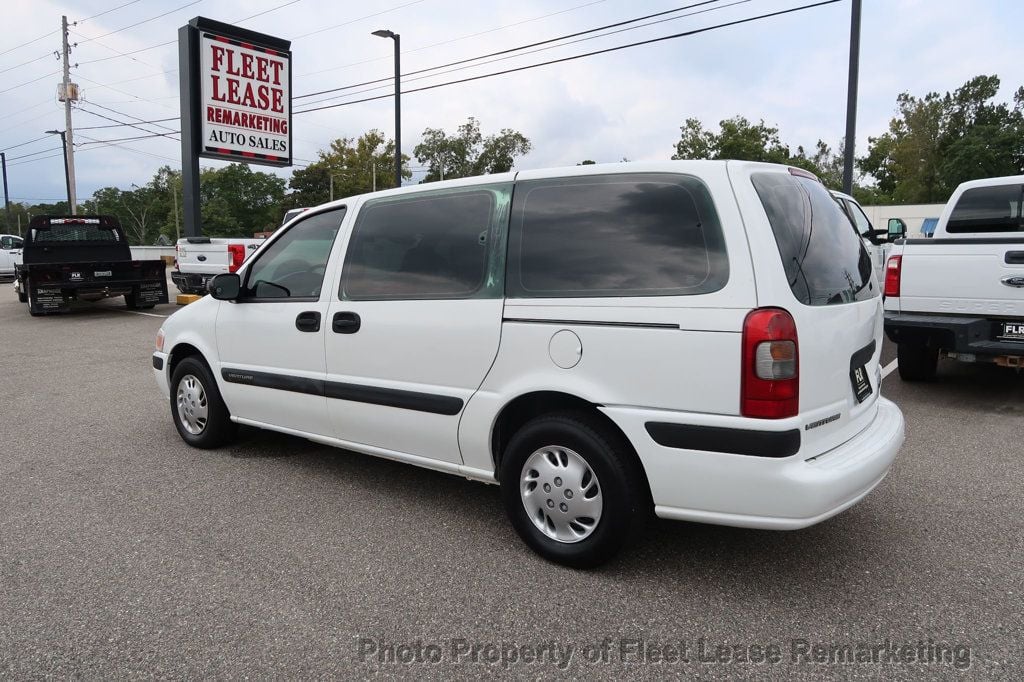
2, 0, 1023, 206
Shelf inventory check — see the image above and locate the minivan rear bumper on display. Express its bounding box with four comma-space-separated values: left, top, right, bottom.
602, 397, 904, 530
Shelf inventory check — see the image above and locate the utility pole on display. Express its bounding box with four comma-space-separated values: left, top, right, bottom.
842, 0, 862, 195
1, 152, 10, 231
60, 16, 78, 214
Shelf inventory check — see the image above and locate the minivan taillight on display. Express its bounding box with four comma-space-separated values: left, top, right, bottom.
884, 255, 901, 297
227, 243, 245, 273
742, 308, 799, 419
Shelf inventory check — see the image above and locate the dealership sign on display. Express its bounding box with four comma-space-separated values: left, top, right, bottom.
180, 17, 292, 170
200, 32, 290, 165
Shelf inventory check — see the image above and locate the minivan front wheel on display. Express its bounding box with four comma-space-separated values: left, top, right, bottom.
169, 356, 235, 448
499, 413, 647, 568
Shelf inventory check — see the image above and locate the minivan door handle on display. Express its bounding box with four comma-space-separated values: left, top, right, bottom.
332, 311, 361, 334
295, 311, 321, 332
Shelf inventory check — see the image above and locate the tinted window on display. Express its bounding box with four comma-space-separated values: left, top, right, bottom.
244, 207, 345, 299
947, 185, 1024, 233
342, 187, 506, 300
752, 173, 876, 306
507, 173, 728, 298
32, 226, 118, 243
1, 236, 22, 249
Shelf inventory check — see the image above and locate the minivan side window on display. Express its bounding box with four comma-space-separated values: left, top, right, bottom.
947, 184, 1024, 233
506, 173, 729, 298
341, 185, 510, 301
752, 172, 876, 306
242, 207, 345, 300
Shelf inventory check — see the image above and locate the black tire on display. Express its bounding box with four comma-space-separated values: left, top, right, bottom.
124, 292, 155, 310
169, 356, 236, 448
26, 283, 42, 316
897, 340, 939, 381
499, 412, 649, 568
17, 286, 27, 303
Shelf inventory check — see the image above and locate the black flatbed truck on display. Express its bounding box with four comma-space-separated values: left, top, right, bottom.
14, 215, 169, 316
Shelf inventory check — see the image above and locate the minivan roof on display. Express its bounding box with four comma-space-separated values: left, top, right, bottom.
308, 159, 797, 213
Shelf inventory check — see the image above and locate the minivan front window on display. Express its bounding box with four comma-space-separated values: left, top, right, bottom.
753, 172, 876, 306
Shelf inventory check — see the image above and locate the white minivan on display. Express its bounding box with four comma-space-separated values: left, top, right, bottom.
153, 161, 905, 567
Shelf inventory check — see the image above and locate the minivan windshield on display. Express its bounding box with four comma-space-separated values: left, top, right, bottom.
752, 172, 876, 306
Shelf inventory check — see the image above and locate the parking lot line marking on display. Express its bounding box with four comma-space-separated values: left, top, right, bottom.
114, 309, 168, 318
881, 359, 898, 378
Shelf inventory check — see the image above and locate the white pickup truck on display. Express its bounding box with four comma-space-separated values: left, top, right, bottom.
883, 175, 1024, 380
172, 237, 264, 295
0, 234, 24, 280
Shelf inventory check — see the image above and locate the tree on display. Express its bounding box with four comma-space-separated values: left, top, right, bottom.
288, 130, 408, 207
413, 117, 532, 182
859, 75, 1024, 203
672, 115, 853, 192
673, 116, 792, 164
577, 159, 597, 165
200, 163, 286, 237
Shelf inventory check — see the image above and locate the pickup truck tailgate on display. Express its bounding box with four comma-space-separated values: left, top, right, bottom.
898, 239, 1024, 316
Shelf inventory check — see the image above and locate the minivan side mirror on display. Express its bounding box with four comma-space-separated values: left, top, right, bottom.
887, 218, 907, 241
209, 273, 241, 300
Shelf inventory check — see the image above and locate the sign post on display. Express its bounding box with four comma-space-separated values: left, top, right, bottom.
178, 17, 291, 238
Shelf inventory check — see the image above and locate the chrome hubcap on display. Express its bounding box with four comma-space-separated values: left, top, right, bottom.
176, 374, 209, 435
521, 446, 603, 543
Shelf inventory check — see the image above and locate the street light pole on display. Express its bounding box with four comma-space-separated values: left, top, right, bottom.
46, 130, 72, 211
842, 0, 862, 194
373, 29, 401, 188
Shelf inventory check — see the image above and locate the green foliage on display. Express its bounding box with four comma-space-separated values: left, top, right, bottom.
413, 117, 532, 182
199, 163, 286, 237
577, 159, 597, 165
859, 75, 1024, 203
288, 130, 408, 207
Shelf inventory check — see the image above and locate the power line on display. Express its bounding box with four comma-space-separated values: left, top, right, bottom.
75, 106, 181, 141
85, 101, 180, 134
77, 0, 312, 66
6, 146, 64, 162
296, 0, 840, 115
1, 135, 52, 153
297, 0, 744, 109
0, 31, 58, 58
0, 70, 61, 96
76, 116, 179, 131
0, 51, 56, 76
292, 0, 427, 40
77, 132, 177, 145
298, 0, 605, 78
8, 152, 66, 168
79, 0, 146, 23
75, 0, 204, 44
75, 132, 181, 162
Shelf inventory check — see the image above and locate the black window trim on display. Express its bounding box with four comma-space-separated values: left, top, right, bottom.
506, 171, 730, 299
339, 184, 510, 302
236, 204, 347, 304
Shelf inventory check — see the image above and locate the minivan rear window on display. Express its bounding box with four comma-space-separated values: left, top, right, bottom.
947, 184, 1024, 233
506, 173, 729, 298
752, 172, 876, 306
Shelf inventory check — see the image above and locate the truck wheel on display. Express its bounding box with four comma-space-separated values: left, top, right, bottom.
897, 341, 939, 381
26, 284, 42, 316
124, 293, 155, 310
17, 286, 27, 303
499, 412, 649, 568
169, 356, 236, 449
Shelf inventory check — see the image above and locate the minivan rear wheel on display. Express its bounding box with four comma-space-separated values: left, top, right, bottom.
897, 341, 938, 381
499, 412, 647, 568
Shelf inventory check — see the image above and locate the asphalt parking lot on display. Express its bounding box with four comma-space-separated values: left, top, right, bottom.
1, 286, 1021, 679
